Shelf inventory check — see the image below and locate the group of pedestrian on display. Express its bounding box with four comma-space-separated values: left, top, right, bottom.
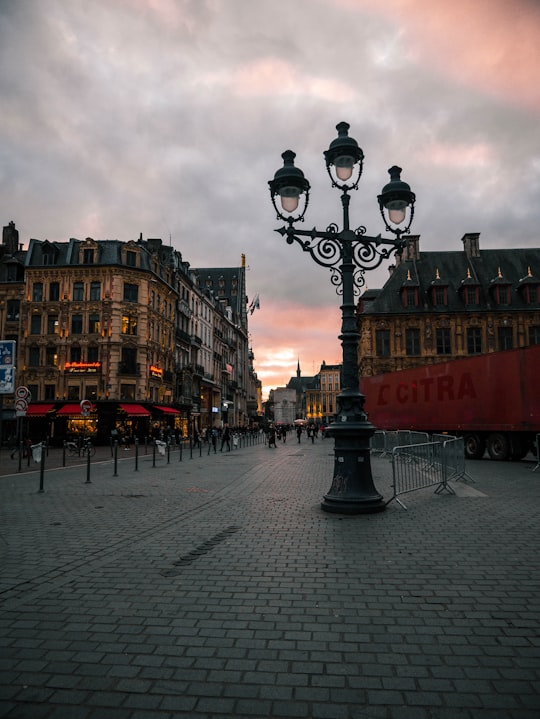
267, 423, 290, 448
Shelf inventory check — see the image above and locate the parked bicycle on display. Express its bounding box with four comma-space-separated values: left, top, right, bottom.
65, 438, 96, 457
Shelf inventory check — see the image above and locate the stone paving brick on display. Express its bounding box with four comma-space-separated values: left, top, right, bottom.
0, 441, 539, 717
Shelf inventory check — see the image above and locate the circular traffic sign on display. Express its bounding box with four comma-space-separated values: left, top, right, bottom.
15, 398, 28, 412
80, 399, 92, 414
16, 386, 31, 400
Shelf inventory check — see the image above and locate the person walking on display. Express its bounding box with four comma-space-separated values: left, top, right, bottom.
220, 424, 231, 452
268, 424, 277, 448
296, 425, 302, 444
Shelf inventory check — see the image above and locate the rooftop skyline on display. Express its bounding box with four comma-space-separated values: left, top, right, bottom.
1, 0, 539, 399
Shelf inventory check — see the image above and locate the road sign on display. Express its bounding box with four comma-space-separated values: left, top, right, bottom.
0, 340, 15, 365
0, 366, 15, 395
16, 386, 31, 400
80, 399, 92, 416
0, 341, 16, 395
15, 398, 28, 413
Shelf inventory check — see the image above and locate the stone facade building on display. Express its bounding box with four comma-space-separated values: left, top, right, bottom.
0, 222, 262, 444
357, 232, 540, 378
305, 361, 342, 426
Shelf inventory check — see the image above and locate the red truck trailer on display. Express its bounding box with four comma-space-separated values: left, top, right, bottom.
361, 345, 540, 460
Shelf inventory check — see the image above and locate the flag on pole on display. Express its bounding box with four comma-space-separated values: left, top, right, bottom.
249, 294, 260, 315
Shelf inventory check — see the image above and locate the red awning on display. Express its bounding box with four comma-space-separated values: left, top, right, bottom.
56, 403, 95, 416
153, 405, 181, 415
119, 404, 151, 416
26, 404, 55, 417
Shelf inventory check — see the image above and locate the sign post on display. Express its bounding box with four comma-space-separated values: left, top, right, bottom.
80, 399, 92, 442
0, 340, 16, 451
14, 385, 30, 471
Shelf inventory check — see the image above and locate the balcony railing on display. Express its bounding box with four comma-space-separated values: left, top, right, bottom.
118, 362, 140, 376
175, 328, 191, 344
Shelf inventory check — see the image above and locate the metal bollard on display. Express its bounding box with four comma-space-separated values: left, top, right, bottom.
135, 438, 139, 471
113, 440, 118, 476
86, 444, 91, 484
38, 441, 46, 493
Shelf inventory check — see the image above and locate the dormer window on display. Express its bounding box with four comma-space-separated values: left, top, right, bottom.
79, 238, 99, 265
460, 267, 480, 307
41, 240, 58, 266
42, 248, 57, 266
495, 285, 510, 305
400, 269, 419, 308
518, 267, 539, 305
526, 285, 538, 303
465, 285, 479, 306
429, 268, 448, 307
405, 287, 418, 307
490, 267, 511, 306
433, 285, 447, 306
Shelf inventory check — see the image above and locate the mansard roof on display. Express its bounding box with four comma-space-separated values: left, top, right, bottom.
25, 237, 152, 269
360, 235, 540, 315
193, 265, 247, 329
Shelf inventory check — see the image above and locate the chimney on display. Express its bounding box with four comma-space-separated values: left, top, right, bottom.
462, 233, 480, 259
146, 238, 163, 253
2, 220, 19, 255
405, 235, 420, 261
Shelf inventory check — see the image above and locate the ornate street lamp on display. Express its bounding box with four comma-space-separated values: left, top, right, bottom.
269, 122, 416, 514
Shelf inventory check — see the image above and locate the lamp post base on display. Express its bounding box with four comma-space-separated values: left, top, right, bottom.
321, 417, 386, 515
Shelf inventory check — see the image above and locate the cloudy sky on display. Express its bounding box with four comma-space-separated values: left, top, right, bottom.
1, 0, 539, 398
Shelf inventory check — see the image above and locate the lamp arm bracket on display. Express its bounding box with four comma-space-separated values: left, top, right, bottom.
275, 224, 406, 296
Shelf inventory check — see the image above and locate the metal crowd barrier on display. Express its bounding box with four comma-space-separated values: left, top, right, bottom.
388, 441, 455, 510
371, 430, 430, 458
441, 436, 474, 483
374, 431, 475, 510
533, 433, 540, 472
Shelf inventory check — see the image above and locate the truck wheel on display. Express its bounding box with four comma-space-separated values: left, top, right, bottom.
487, 433, 510, 461
464, 434, 485, 460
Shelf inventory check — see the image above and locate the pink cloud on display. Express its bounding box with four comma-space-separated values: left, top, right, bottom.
419, 141, 494, 168
341, 0, 540, 112
230, 57, 357, 101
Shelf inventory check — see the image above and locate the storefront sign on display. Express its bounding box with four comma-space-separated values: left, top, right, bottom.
65, 361, 102, 373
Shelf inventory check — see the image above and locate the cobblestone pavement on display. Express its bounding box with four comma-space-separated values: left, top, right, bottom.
0, 437, 539, 718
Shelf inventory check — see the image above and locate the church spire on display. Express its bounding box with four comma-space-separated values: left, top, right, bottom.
297, 358, 301, 378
